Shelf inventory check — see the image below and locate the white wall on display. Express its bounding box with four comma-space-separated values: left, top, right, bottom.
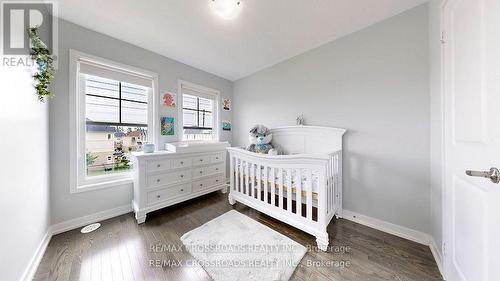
0, 65, 51, 280
429, 0, 444, 259
50, 19, 233, 224
233, 5, 431, 233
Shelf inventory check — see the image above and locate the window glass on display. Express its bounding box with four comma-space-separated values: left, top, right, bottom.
84, 74, 149, 177
182, 93, 215, 140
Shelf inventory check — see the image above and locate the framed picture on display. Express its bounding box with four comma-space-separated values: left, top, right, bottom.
162, 91, 176, 108
222, 98, 231, 111
161, 117, 175, 135
222, 120, 231, 131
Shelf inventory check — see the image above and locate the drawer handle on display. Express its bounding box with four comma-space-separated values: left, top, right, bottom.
180, 161, 184, 165
180, 174, 184, 178
216, 179, 219, 182
157, 164, 161, 168
157, 195, 161, 199
199, 159, 204, 162
216, 168, 219, 171
157, 179, 160, 182
180, 189, 184, 192
199, 184, 203, 187
216, 157, 219, 160
200, 171, 203, 174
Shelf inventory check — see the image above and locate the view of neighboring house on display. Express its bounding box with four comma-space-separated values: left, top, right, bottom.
86, 124, 147, 175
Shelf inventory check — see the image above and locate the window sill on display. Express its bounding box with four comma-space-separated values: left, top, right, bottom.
71, 177, 134, 194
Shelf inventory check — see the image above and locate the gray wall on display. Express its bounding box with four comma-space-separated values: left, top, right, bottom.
0, 66, 51, 280
50, 19, 233, 224
429, 0, 443, 257
233, 5, 430, 233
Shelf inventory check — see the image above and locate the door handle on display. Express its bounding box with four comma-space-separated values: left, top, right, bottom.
465, 167, 500, 184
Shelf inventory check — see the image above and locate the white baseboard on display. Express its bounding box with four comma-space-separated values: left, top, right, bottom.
429, 237, 444, 278
342, 209, 430, 245
21, 204, 133, 280
342, 209, 445, 279
51, 204, 132, 235
20, 228, 52, 281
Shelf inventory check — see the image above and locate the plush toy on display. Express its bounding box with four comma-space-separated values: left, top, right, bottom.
246, 125, 278, 155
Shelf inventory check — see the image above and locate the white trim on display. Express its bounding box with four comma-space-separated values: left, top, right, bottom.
430, 237, 444, 278
342, 209, 430, 245
70, 177, 133, 194
342, 209, 444, 279
68, 49, 159, 193
439, 1, 448, 279
51, 204, 133, 235
21, 204, 133, 280
177, 79, 221, 142
20, 229, 52, 281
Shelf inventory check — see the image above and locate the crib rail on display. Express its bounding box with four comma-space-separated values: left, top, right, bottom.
227, 147, 342, 233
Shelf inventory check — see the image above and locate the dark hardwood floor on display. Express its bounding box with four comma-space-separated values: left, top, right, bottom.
33, 192, 442, 281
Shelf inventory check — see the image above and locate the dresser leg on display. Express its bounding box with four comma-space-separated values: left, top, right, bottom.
221, 186, 228, 194
135, 212, 147, 224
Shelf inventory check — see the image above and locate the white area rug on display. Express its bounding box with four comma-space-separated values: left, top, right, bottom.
181, 210, 307, 281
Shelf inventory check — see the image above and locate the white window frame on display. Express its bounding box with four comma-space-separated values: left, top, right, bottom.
69, 49, 159, 193
177, 80, 220, 142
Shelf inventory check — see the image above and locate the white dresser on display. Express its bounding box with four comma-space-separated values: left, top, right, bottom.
132, 142, 229, 223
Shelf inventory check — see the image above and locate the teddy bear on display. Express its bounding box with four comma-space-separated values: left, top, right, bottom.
246, 125, 278, 155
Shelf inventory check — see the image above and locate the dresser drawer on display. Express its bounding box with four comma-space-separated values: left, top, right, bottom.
192, 163, 224, 179
147, 184, 191, 205
147, 169, 191, 188
210, 152, 225, 163
171, 157, 192, 169
207, 163, 224, 175
147, 159, 171, 172
192, 175, 225, 192
192, 155, 210, 166
192, 166, 208, 179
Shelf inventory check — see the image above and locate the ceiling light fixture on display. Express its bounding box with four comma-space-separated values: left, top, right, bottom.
209, 0, 242, 20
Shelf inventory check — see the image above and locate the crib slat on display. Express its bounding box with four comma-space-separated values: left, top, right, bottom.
230, 156, 234, 192
278, 168, 284, 209
271, 167, 276, 206
236, 159, 240, 193
333, 154, 340, 208
240, 160, 244, 194
287, 168, 292, 212
328, 158, 332, 213
296, 169, 302, 217
318, 168, 326, 226
250, 162, 254, 198
257, 164, 262, 201
333, 155, 337, 212
306, 169, 313, 220
245, 161, 250, 196
264, 167, 268, 203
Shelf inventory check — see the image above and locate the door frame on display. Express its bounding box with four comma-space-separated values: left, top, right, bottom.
440, 0, 449, 278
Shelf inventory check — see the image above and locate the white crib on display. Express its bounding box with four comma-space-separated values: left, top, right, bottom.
227, 125, 346, 251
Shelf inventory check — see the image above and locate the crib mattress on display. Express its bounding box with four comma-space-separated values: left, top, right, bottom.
236, 163, 320, 189
234, 172, 319, 200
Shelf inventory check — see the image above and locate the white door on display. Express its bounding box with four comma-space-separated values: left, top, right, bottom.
443, 0, 500, 280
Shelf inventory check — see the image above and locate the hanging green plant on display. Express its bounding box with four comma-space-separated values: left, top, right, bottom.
28, 26, 56, 102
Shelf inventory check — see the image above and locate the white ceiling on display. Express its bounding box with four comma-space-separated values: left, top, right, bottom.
58, 0, 428, 81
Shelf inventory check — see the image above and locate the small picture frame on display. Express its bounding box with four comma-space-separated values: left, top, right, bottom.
161, 117, 175, 135
162, 91, 176, 108
222, 120, 231, 131
222, 98, 231, 111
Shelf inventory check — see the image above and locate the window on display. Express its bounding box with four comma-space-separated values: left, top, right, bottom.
179, 81, 219, 141
70, 50, 158, 192
84, 75, 149, 177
